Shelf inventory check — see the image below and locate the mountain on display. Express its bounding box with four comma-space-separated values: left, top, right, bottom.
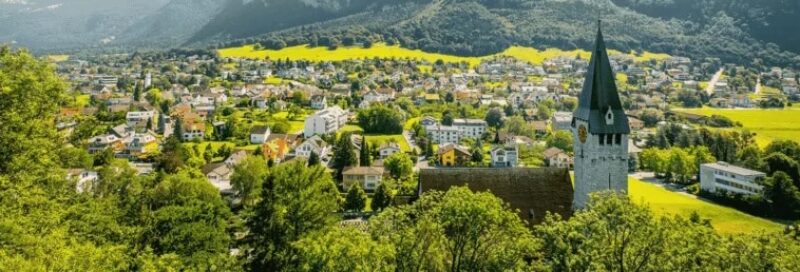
0, 0, 170, 51
2, 0, 800, 66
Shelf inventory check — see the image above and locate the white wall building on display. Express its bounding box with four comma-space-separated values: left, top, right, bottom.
303, 106, 349, 137
700, 162, 766, 196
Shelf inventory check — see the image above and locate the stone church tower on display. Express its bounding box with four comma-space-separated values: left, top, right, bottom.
572, 23, 631, 209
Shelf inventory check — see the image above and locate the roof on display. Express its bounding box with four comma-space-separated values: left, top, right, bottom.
543, 147, 565, 158
702, 162, 766, 177
202, 163, 231, 175
438, 143, 471, 156
574, 23, 630, 134
250, 126, 270, 135
418, 167, 574, 224
343, 166, 385, 176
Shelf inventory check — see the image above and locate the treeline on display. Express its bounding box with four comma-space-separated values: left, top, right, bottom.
207, 0, 800, 67
642, 122, 800, 220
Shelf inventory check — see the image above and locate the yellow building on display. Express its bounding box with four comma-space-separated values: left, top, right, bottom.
437, 143, 471, 167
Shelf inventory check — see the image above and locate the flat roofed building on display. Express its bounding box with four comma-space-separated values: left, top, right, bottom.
700, 162, 766, 195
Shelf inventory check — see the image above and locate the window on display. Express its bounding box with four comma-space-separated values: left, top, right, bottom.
615, 134, 622, 145
599, 134, 605, 145
606, 134, 613, 145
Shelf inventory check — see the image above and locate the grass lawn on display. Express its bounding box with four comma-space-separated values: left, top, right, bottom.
404, 117, 420, 130
218, 43, 670, 68
184, 141, 236, 154
629, 177, 783, 234
338, 125, 365, 135
674, 106, 800, 146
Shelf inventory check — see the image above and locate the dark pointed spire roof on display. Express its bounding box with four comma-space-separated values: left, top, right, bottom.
574, 21, 630, 134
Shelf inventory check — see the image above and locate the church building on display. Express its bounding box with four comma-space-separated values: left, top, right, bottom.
572, 23, 632, 209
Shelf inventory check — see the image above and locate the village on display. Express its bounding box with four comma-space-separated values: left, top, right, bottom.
55, 46, 799, 214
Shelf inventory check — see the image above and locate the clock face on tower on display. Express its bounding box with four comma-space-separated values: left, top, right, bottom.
578, 125, 588, 143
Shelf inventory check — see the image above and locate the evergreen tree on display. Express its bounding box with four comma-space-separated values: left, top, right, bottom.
243, 161, 339, 271
308, 151, 320, 166
371, 183, 393, 212
344, 183, 367, 212
360, 137, 372, 166
331, 133, 358, 180
173, 118, 183, 142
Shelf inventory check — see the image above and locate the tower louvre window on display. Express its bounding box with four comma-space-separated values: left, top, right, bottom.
606, 134, 613, 145
598, 134, 604, 145
615, 134, 621, 145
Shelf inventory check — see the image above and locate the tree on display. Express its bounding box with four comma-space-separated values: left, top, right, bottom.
668, 148, 696, 184
471, 138, 484, 164
307, 151, 320, 166
294, 227, 395, 272
357, 105, 403, 134
231, 155, 269, 207
369, 186, 541, 271
359, 138, 372, 166
546, 130, 573, 153
331, 134, 359, 180
383, 152, 413, 180
763, 171, 800, 219
485, 107, 504, 128
737, 144, 762, 170
202, 143, 214, 163
0, 47, 66, 175
641, 108, 664, 127
344, 183, 367, 212
145, 170, 235, 266
761, 153, 800, 184
371, 183, 393, 212
158, 136, 187, 173
442, 113, 454, 126
243, 161, 340, 271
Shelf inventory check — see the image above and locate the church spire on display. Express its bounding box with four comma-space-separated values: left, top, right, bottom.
574, 21, 630, 134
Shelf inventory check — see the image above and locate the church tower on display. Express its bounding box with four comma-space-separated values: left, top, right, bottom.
572, 23, 631, 209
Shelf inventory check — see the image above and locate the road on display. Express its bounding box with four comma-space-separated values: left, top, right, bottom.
705, 68, 724, 95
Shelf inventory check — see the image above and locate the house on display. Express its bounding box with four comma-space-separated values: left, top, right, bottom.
295, 135, 330, 159
126, 111, 157, 128
551, 112, 573, 131
490, 145, 518, 167
126, 133, 158, 156
543, 147, 573, 169
224, 150, 249, 167
67, 169, 99, 193
452, 119, 487, 139
87, 134, 125, 153
180, 120, 206, 141
262, 134, 298, 163
379, 142, 402, 159
249, 126, 271, 144
437, 143, 472, 167
418, 168, 573, 224
420, 116, 438, 127
342, 166, 385, 191
303, 106, 349, 137
310, 95, 327, 110
426, 124, 461, 144
202, 163, 234, 193
700, 162, 766, 196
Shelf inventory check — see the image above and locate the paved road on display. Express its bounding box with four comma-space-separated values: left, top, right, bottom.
705, 68, 724, 95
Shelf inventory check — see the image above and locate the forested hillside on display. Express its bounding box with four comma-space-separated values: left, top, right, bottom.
2, 0, 800, 66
